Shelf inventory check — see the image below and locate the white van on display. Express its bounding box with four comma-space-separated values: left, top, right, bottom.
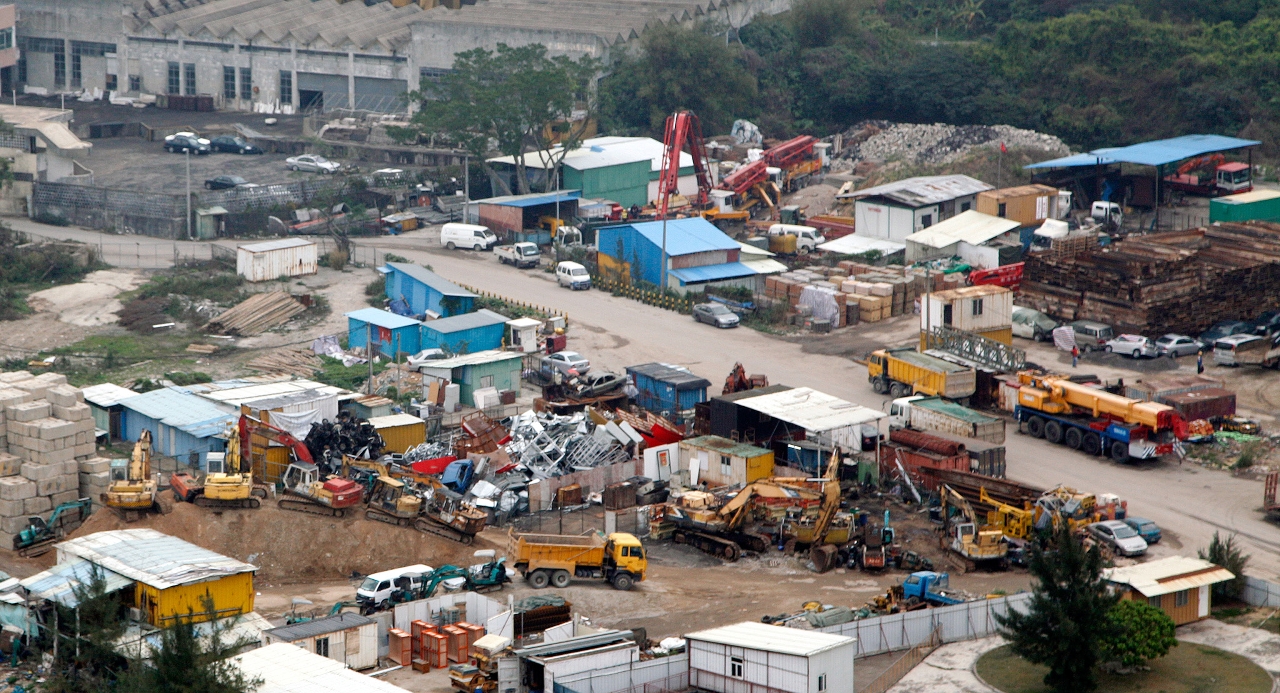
767, 224, 825, 252
356, 563, 434, 607
441, 223, 497, 251
556, 261, 591, 290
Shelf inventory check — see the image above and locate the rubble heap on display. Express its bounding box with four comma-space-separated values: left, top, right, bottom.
1021, 222, 1280, 335
840, 121, 1069, 166
0, 371, 102, 543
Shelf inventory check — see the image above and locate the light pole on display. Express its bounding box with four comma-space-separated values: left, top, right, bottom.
463, 154, 469, 223
185, 149, 192, 240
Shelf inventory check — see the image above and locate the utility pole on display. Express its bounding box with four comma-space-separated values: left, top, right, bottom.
367, 323, 375, 395
463, 155, 470, 223
185, 150, 192, 240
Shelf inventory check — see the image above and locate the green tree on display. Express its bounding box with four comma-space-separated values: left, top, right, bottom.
42, 566, 128, 693
601, 24, 758, 137
118, 597, 261, 693
1100, 600, 1177, 667
994, 522, 1119, 693
1199, 531, 1249, 600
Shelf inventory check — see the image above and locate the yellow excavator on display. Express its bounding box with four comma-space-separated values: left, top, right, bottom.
169, 422, 267, 509
979, 487, 1035, 541
939, 484, 1008, 572
103, 430, 160, 520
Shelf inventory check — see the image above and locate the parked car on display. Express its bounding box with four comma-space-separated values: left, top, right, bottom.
577, 372, 626, 397
210, 135, 264, 155
1198, 320, 1251, 346
164, 131, 209, 145
285, 154, 340, 173
693, 303, 741, 328
555, 261, 591, 290
1087, 520, 1148, 557
165, 134, 210, 154
543, 351, 590, 376
1122, 517, 1162, 544
406, 348, 447, 369
1068, 320, 1114, 351
1213, 333, 1265, 366
1104, 334, 1158, 358
204, 175, 248, 190
1249, 309, 1280, 336
440, 223, 496, 251
1154, 333, 1203, 358
1011, 307, 1057, 342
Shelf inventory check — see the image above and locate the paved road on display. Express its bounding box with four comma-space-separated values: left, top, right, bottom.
13, 219, 1280, 577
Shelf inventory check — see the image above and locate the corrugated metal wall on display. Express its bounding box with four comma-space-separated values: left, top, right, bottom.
817, 593, 1030, 657
546, 647, 639, 693
598, 225, 663, 287
236, 244, 318, 282
554, 654, 689, 693
375, 422, 426, 454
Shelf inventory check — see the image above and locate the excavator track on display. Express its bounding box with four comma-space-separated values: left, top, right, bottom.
366, 508, 412, 527
413, 516, 475, 544
672, 529, 742, 562
278, 497, 346, 518
16, 539, 57, 558
194, 496, 261, 509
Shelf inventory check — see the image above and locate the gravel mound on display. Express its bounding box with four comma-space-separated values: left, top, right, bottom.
840, 121, 1070, 166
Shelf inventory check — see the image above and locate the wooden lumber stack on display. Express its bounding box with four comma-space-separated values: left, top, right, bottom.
205, 292, 306, 336
246, 348, 321, 377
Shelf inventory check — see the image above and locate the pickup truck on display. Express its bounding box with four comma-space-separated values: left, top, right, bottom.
495, 242, 541, 269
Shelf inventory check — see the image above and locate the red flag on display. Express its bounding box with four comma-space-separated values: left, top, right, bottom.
1000, 142, 1007, 154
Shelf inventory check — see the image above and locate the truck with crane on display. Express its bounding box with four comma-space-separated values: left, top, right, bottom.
1163, 154, 1253, 197
1013, 370, 1189, 462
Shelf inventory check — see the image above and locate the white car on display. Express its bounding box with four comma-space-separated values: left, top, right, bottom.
164, 131, 210, 145
1104, 334, 1158, 358
286, 154, 341, 173
1087, 520, 1148, 557
543, 350, 590, 375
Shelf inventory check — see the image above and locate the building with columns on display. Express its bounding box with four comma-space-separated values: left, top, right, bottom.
10, 0, 788, 113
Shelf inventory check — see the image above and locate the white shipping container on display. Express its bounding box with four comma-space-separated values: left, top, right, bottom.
686, 622, 855, 693
236, 238, 318, 281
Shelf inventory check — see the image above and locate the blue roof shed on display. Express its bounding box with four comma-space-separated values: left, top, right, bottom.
625, 363, 712, 417
117, 387, 236, 468
420, 309, 510, 354
381, 262, 476, 318
346, 308, 423, 358
597, 218, 751, 290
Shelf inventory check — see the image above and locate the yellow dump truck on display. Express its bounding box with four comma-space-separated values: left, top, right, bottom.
507, 530, 647, 591
868, 347, 976, 400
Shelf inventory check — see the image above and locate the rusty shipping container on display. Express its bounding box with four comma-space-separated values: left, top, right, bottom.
920, 430, 1007, 479
1163, 388, 1236, 421
879, 442, 968, 490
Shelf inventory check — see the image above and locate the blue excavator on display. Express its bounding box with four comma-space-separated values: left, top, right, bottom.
389, 554, 511, 606
13, 498, 94, 557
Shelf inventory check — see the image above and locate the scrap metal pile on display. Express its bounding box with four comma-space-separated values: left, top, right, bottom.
502, 410, 637, 479
304, 413, 386, 468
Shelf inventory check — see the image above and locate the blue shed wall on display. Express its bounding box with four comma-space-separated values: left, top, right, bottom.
348, 318, 421, 357
119, 410, 225, 469
597, 226, 664, 286
385, 268, 475, 317
421, 323, 505, 354
626, 371, 708, 414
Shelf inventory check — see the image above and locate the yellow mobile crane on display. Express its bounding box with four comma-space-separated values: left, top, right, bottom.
103, 430, 160, 520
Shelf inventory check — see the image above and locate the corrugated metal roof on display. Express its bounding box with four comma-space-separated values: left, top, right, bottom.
840, 175, 992, 207
421, 309, 510, 334
1027, 135, 1259, 169
740, 256, 789, 275
625, 363, 711, 390
233, 642, 411, 693
82, 383, 139, 408
1103, 556, 1235, 597
1024, 149, 1122, 169
118, 612, 274, 661
263, 612, 374, 642
368, 413, 426, 429
194, 380, 346, 408
476, 190, 583, 207
979, 184, 1059, 200
929, 285, 1011, 302
117, 387, 237, 437
685, 621, 854, 656
733, 387, 884, 432
20, 560, 134, 607
737, 241, 775, 257
904, 211, 1020, 249
669, 262, 756, 283
239, 238, 316, 253
56, 529, 257, 591
612, 218, 740, 256
419, 349, 524, 368
817, 235, 907, 255
681, 435, 771, 458
345, 308, 422, 330
382, 263, 475, 298
489, 137, 691, 173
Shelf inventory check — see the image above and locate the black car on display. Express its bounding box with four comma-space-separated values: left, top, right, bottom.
1198, 320, 1252, 345
1250, 309, 1280, 336
165, 134, 211, 154
209, 135, 264, 155
205, 175, 248, 190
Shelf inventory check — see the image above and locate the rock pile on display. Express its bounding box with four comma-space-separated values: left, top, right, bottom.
840, 121, 1069, 166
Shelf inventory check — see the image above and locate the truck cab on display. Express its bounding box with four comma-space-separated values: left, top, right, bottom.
887, 396, 923, 429
1216, 162, 1252, 194
604, 533, 647, 585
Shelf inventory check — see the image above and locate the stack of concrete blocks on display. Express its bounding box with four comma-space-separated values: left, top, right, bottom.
0, 371, 99, 546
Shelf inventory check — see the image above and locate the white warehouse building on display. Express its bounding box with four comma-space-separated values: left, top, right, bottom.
686, 622, 856, 693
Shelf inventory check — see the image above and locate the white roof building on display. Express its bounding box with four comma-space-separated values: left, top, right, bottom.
732, 387, 883, 451
843, 175, 994, 242
686, 622, 856, 693
903, 210, 1020, 264
233, 642, 412, 693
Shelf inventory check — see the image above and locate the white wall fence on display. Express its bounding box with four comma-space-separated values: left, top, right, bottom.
554, 653, 690, 693
817, 593, 1032, 658
1243, 576, 1280, 607
391, 591, 514, 640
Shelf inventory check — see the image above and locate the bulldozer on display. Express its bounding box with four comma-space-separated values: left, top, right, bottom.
278, 462, 364, 517
939, 485, 1008, 572
12, 497, 93, 557
170, 422, 268, 509
102, 430, 160, 521
364, 476, 422, 526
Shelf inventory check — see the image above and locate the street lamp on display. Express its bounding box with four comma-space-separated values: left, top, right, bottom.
185, 149, 192, 240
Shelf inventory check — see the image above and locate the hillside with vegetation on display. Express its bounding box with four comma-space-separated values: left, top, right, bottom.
600, 0, 1280, 155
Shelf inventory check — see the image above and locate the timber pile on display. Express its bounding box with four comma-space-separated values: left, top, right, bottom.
1021, 221, 1280, 335
206, 292, 306, 336
247, 348, 321, 377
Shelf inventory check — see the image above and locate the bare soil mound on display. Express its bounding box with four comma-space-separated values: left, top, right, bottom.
66, 495, 504, 584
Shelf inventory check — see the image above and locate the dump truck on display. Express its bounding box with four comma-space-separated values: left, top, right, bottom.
889, 396, 1006, 444
507, 530, 647, 591
868, 348, 977, 400
1013, 371, 1189, 462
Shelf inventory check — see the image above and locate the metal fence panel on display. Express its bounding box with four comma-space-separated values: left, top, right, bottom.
817, 593, 1031, 658
1244, 576, 1280, 607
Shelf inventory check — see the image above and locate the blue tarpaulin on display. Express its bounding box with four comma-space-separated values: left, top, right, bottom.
1026, 135, 1259, 169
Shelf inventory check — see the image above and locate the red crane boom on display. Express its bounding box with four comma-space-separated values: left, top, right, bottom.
762, 135, 817, 169
657, 111, 714, 219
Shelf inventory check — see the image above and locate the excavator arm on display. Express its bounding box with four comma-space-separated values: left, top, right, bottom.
810, 450, 842, 542
130, 430, 152, 483
242, 415, 314, 465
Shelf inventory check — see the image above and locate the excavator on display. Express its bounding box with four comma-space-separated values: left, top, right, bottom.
339, 455, 487, 543
939, 484, 1008, 572
722, 363, 768, 395
13, 498, 93, 557
389, 556, 510, 605
278, 461, 364, 517
364, 476, 422, 527
416, 485, 487, 544
800, 450, 856, 573
663, 477, 817, 561
102, 430, 160, 521
169, 420, 268, 509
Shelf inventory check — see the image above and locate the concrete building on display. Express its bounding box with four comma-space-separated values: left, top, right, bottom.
53, 528, 257, 627
381, 262, 475, 318
841, 175, 993, 242
0, 103, 93, 214
1103, 556, 1234, 626
686, 621, 856, 693
262, 613, 379, 671
346, 308, 422, 358
13, 0, 786, 113
417, 349, 523, 406
678, 436, 773, 487
420, 309, 510, 353
597, 217, 754, 293
116, 386, 237, 468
